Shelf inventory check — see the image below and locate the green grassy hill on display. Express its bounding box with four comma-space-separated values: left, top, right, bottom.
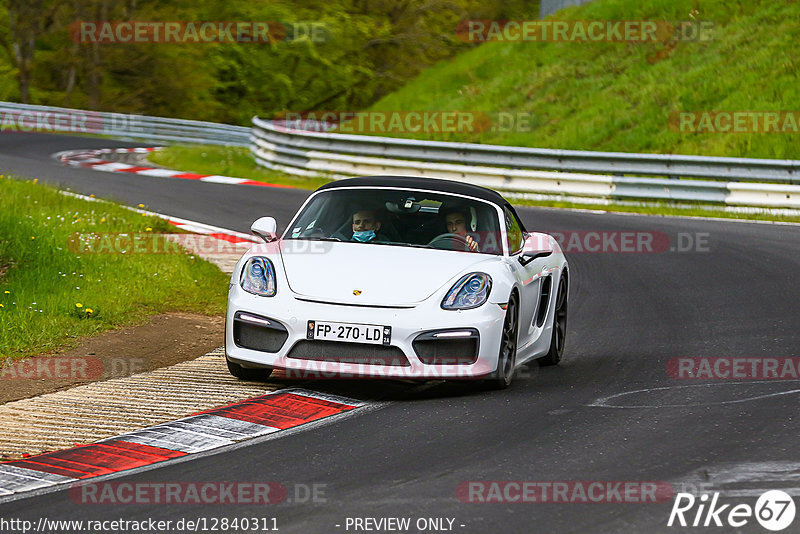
368, 0, 800, 159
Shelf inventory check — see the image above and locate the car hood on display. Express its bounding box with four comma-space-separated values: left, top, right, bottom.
279, 241, 492, 306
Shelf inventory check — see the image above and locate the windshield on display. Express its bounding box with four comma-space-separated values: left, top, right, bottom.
284, 188, 504, 255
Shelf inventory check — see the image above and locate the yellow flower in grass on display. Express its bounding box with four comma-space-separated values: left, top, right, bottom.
138, 204, 145, 208
30, 236, 35, 240
0, 304, 4, 308
145, 227, 152, 232
100, 218, 106, 223
3, 291, 9, 294
33, 179, 38, 183
75, 303, 83, 308
86, 308, 93, 315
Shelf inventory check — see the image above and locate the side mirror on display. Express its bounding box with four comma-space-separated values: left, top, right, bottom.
519, 233, 553, 266
251, 217, 278, 243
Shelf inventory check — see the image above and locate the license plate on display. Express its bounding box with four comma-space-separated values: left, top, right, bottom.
307, 321, 391, 346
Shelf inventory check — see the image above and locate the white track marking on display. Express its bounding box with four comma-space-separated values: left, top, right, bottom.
589, 381, 800, 409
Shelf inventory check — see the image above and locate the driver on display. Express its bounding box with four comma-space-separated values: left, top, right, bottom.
444, 209, 479, 252
351, 209, 384, 243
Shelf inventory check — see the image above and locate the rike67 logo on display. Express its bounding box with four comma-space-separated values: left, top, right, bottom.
668, 491, 796, 531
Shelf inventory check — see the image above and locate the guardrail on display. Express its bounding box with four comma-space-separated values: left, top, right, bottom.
250, 117, 800, 209
0, 101, 249, 146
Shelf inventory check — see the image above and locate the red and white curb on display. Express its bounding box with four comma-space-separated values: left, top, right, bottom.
54, 147, 293, 189
0, 389, 361, 498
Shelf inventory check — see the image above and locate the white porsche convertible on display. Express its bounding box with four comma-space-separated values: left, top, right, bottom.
225, 176, 569, 389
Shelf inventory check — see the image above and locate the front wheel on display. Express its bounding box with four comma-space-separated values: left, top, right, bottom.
226, 358, 273, 381
538, 275, 568, 366
484, 295, 518, 390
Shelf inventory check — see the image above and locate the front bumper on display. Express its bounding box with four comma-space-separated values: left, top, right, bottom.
225, 284, 506, 379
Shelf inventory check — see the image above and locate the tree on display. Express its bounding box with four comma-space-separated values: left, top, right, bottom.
0, 0, 67, 102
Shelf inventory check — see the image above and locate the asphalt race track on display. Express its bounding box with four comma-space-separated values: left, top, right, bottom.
2, 133, 800, 533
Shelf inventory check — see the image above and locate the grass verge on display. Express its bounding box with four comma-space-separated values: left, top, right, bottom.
148, 144, 332, 190
0, 175, 229, 360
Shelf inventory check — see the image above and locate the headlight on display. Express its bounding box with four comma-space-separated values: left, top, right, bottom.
441, 273, 492, 310
240, 257, 276, 297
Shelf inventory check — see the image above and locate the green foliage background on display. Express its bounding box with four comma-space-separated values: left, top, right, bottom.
0, 0, 536, 124
368, 0, 800, 158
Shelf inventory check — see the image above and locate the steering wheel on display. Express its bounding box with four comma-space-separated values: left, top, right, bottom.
427, 232, 471, 251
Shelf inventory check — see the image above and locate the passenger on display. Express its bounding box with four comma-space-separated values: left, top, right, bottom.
351, 209, 385, 243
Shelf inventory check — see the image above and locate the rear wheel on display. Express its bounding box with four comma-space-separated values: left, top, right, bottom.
485, 295, 519, 390
226, 358, 273, 381
538, 275, 568, 366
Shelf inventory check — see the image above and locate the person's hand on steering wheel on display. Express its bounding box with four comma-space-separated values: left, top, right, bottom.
464, 234, 479, 252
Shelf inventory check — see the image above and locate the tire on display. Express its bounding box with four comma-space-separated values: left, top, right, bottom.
484, 295, 519, 390
226, 358, 273, 381
538, 275, 568, 366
